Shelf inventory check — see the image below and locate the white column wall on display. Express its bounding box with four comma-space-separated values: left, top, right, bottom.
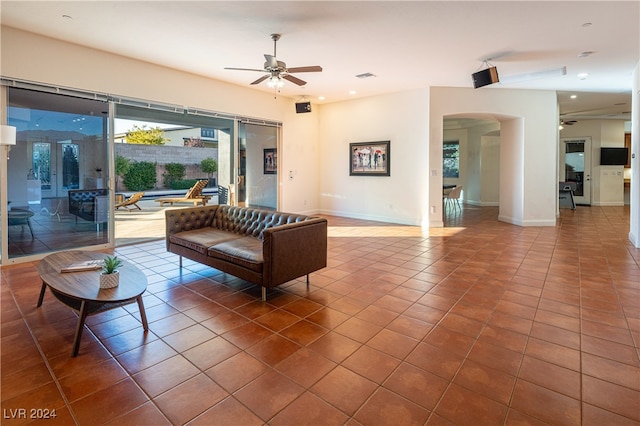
498, 118, 525, 224
480, 135, 501, 206
630, 62, 639, 247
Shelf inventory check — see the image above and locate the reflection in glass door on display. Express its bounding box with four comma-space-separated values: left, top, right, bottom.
60, 143, 80, 194
33, 143, 52, 195
561, 137, 591, 205
5, 87, 109, 260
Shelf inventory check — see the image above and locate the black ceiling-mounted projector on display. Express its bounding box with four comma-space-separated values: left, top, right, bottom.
472, 66, 499, 88
295, 101, 311, 113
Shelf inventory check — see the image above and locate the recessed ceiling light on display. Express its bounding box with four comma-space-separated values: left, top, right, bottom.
570, 95, 577, 99
349, 90, 357, 95
318, 96, 325, 101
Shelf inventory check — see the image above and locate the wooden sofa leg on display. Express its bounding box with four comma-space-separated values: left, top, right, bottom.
262, 287, 267, 302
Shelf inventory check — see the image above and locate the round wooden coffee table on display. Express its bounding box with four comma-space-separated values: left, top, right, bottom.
37, 250, 148, 357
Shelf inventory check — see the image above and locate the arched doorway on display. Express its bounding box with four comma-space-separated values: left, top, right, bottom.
442, 116, 501, 225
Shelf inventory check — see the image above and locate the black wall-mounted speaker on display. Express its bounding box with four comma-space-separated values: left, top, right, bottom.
295, 101, 311, 113
472, 66, 499, 88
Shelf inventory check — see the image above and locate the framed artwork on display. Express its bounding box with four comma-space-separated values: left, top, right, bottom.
349, 141, 390, 176
264, 148, 277, 174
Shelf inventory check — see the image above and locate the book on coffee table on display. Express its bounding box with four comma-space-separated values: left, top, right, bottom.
60, 260, 104, 273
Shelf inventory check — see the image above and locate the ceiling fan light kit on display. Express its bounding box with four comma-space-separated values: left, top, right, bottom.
267, 75, 284, 88
225, 33, 323, 89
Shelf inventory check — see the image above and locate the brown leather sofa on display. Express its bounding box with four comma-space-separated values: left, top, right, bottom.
165, 205, 328, 300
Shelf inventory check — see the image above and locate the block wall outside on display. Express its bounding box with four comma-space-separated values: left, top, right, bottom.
115, 144, 218, 190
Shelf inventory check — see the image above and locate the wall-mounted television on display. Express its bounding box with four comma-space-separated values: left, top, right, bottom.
600, 147, 629, 165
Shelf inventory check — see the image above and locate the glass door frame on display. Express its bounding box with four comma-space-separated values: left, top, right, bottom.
1, 85, 112, 265
0, 86, 8, 263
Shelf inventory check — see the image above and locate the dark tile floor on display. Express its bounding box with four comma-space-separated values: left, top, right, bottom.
1, 206, 639, 425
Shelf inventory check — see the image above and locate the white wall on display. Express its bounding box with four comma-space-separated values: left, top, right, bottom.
468, 123, 500, 206
318, 90, 430, 226
430, 87, 559, 227
280, 108, 320, 214
480, 134, 501, 205
1, 27, 322, 213
630, 62, 639, 247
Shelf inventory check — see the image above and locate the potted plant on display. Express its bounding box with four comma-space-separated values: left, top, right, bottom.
99, 255, 123, 289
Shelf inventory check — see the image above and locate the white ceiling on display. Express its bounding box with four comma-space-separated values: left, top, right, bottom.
1, 1, 638, 121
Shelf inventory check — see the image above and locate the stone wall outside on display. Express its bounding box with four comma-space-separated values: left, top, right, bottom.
115, 144, 218, 190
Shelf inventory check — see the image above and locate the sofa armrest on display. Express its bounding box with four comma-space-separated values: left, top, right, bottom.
262, 217, 328, 287
165, 205, 219, 248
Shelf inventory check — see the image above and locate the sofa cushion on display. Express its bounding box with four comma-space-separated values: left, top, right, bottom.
208, 236, 263, 273
170, 228, 242, 255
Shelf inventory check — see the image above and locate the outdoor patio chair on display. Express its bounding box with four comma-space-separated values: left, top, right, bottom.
115, 192, 144, 211
154, 179, 212, 206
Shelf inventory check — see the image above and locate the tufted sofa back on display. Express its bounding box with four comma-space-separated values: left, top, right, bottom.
213, 205, 313, 239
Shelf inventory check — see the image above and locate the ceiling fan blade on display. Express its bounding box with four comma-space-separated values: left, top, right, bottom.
251, 75, 270, 85
225, 67, 267, 72
282, 74, 307, 86
286, 66, 323, 73
499, 66, 567, 84
264, 54, 278, 69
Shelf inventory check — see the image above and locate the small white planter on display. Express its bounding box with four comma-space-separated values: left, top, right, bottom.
99, 271, 120, 289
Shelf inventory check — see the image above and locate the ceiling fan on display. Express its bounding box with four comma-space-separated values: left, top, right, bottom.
225, 34, 322, 87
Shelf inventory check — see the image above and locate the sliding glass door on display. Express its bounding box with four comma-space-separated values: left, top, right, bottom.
3, 87, 109, 261
238, 122, 279, 209
1, 82, 281, 264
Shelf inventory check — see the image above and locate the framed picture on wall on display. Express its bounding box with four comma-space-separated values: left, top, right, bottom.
264, 148, 277, 174
349, 141, 390, 176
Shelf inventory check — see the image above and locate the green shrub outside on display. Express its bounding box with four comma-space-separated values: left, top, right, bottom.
201, 158, 218, 175
123, 161, 157, 191
163, 162, 186, 188
170, 179, 199, 190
